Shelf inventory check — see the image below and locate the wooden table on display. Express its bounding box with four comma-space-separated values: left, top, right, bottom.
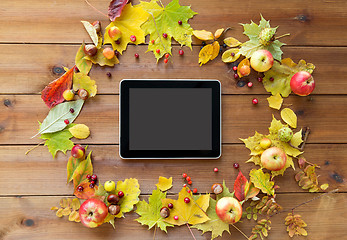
1, 0, 346, 239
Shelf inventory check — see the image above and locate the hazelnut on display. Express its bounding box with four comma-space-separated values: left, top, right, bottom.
160, 207, 170, 218
211, 183, 223, 195
83, 44, 97, 57
78, 88, 89, 100
107, 194, 120, 204
108, 204, 120, 215
92, 21, 101, 33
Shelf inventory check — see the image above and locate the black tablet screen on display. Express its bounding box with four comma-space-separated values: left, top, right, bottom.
129, 88, 212, 150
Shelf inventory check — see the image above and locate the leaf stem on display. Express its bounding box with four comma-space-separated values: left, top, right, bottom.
25, 141, 45, 155
186, 223, 197, 240
231, 223, 250, 240
153, 225, 156, 240
275, 33, 290, 40
149, 12, 169, 56
84, 0, 108, 19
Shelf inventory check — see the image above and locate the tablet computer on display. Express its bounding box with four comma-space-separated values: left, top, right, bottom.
119, 79, 221, 159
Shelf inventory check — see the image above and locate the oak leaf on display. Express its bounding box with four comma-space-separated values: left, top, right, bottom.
249, 169, 275, 196
156, 176, 173, 192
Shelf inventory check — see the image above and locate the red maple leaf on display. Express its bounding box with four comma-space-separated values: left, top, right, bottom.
41, 66, 74, 108
234, 171, 248, 201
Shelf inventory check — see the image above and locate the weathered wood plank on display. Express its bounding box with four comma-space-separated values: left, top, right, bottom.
1, 0, 347, 46
0, 193, 346, 239
0, 144, 344, 196
0, 44, 346, 95
0, 95, 346, 145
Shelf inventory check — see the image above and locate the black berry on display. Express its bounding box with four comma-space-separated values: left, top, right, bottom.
106, 72, 112, 77
69, 108, 75, 113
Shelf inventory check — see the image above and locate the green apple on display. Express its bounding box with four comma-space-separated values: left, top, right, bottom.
250, 49, 274, 72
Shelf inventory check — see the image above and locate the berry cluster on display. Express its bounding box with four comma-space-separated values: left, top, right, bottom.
182, 173, 198, 193
86, 174, 98, 188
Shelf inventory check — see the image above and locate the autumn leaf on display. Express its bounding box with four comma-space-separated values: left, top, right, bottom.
40, 124, 75, 159
162, 187, 210, 225
285, 213, 308, 237
135, 188, 174, 232
240, 131, 266, 156
221, 48, 240, 63
69, 124, 90, 139
249, 169, 275, 196
67, 156, 82, 183
271, 156, 294, 178
199, 44, 214, 65
267, 93, 283, 110
115, 178, 141, 218
108, 0, 129, 21
75, 43, 92, 75
224, 37, 242, 47
237, 58, 251, 77
104, 3, 148, 54
74, 181, 97, 199
281, 108, 297, 128
214, 28, 224, 39
263, 58, 315, 97
84, 48, 119, 67
192, 30, 214, 41
320, 183, 329, 190
234, 171, 248, 201
41, 66, 74, 108
73, 72, 97, 97
211, 41, 220, 61
244, 182, 260, 200
191, 197, 230, 240
140, 0, 197, 60
72, 151, 93, 190
156, 176, 173, 192
239, 15, 286, 60
81, 21, 98, 46
290, 130, 303, 148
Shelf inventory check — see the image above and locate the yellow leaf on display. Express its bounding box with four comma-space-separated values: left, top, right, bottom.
71, 198, 81, 211
267, 93, 283, 110
69, 124, 90, 139
214, 28, 224, 39
75, 214, 81, 223
81, 21, 98, 46
60, 198, 68, 208
193, 30, 214, 41
56, 208, 64, 217
84, 48, 119, 67
249, 169, 274, 196
73, 72, 97, 97
281, 108, 297, 128
237, 58, 250, 77
290, 130, 303, 148
320, 183, 329, 190
51, 206, 59, 211
211, 41, 220, 61
115, 178, 141, 218
62, 207, 72, 216
199, 44, 214, 66
162, 187, 210, 225
222, 49, 240, 63
156, 176, 173, 191
224, 37, 242, 47
68, 210, 79, 222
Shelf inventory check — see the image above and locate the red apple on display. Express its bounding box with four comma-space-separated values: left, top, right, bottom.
261, 147, 287, 171
215, 197, 242, 224
71, 144, 85, 159
250, 49, 274, 72
108, 26, 122, 41
290, 71, 315, 96
79, 198, 108, 228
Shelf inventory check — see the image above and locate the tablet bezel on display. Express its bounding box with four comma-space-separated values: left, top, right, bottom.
119, 79, 221, 159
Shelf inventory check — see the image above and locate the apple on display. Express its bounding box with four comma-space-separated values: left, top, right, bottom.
103, 48, 115, 60
79, 198, 108, 228
108, 26, 122, 41
215, 197, 243, 224
250, 49, 274, 72
290, 71, 315, 96
239, 65, 251, 76
104, 180, 116, 192
63, 89, 74, 101
71, 144, 85, 159
261, 147, 287, 171
260, 137, 272, 149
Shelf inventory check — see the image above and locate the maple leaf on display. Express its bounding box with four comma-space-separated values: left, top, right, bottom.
115, 178, 141, 218
249, 169, 275, 196
84, 48, 119, 67
290, 129, 303, 148
135, 188, 174, 232
72, 151, 93, 190
75, 43, 92, 75
139, 0, 197, 60
191, 197, 230, 240
162, 187, 210, 226
217, 180, 234, 200
263, 58, 315, 97
104, 3, 148, 54
156, 176, 173, 192
73, 73, 97, 97
108, 0, 129, 21
267, 93, 283, 110
41, 66, 74, 108
240, 131, 266, 156
239, 15, 285, 60
40, 124, 75, 158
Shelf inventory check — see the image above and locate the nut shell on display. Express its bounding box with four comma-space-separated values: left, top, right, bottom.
107, 194, 120, 204
83, 44, 97, 57
108, 204, 120, 215
92, 21, 101, 33
211, 183, 224, 195
78, 89, 89, 100
160, 207, 170, 218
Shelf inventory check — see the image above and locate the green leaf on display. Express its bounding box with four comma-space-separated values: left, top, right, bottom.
115, 178, 141, 218
37, 100, 84, 135
67, 156, 82, 183
139, 0, 197, 61
216, 180, 234, 200
249, 169, 274, 196
73, 73, 97, 97
75, 43, 92, 75
40, 124, 75, 158
72, 151, 93, 189
191, 197, 230, 239
81, 21, 99, 46
84, 48, 119, 67
135, 188, 174, 232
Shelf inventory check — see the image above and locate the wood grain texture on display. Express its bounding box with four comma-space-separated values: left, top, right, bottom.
0, 144, 344, 196
1, 95, 346, 145
0, 44, 346, 95
1, 0, 347, 46
0, 193, 346, 240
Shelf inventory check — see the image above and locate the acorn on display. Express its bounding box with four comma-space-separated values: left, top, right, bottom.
211, 183, 223, 195
83, 44, 97, 57
108, 204, 120, 215
160, 207, 170, 218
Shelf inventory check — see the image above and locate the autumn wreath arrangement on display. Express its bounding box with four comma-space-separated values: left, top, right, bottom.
26, 0, 333, 239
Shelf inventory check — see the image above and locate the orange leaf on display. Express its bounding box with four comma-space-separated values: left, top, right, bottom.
234, 171, 248, 201
74, 182, 98, 199
72, 152, 93, 190
214, 28, 224, 39
67, 156, 82, 183
210, 41, 220, 61
41, 66, 74, 108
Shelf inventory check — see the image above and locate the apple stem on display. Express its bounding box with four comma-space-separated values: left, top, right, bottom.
25, 141, 45, 155
186, 223, 197, 240
84, 0, 108, 19
275, 33, 290, 40
231, 223, 250, 240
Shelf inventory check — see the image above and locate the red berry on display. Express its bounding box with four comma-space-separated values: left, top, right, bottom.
130, 35, 136, 42
90, 180, 95, 185
247, 82, 253, 87
183, 184, 187, 187
252, 98, 259, 105
135, 53, 139, 58
188, 181, 192, 185
151, 39, 155, 44
174, 215, 179, 220
164, 59, 168, 64
114, 50, 120, 57
179, 49, 184, 55
187, 189, 191, 193
182, 173, 187, 178
184, 197, 190, 203
86, 174, 91, 180
156, 49, 160, 54
165, 53, 170, 58
231, 52, 235, 57
162, 33, 168, 38
186, 176, 191, 182
115, 39, 121, 45
269, 77, 274, 81
193, 188, 197, 193
77, 186, 83, 192
64, 119, 69, 124
178, 20, 182, 25
89, 183, 95, 188
214, 167, 218, 172
233, 66, 237, 71
118, 191, 124, 198
91, 174, 97, 181
257, 77, 263, 82
69, 108, 75, 113
233, 163, 240, 169
234, 73, 239, 79
168, 203, 173, 209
